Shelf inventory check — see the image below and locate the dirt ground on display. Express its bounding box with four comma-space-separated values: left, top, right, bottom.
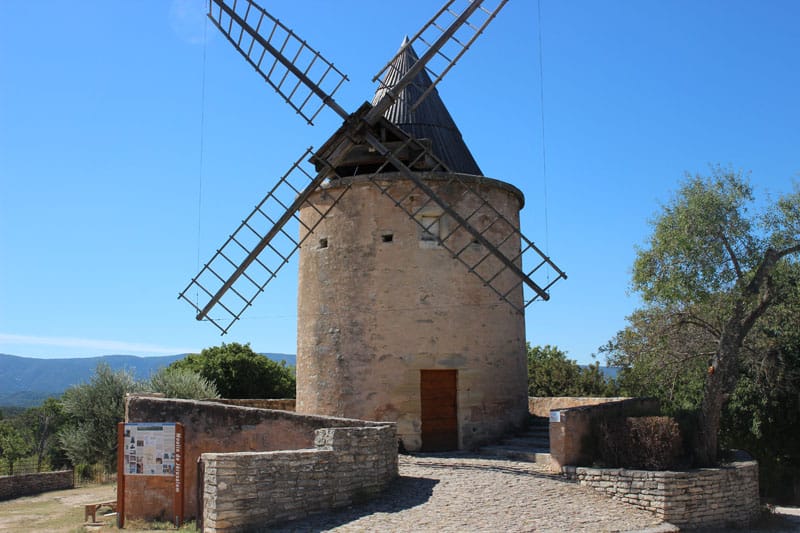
0, 483, 195, 533
0, 483, 116, 532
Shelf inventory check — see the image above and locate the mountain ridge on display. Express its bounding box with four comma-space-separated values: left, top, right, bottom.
0, 352, 296, 408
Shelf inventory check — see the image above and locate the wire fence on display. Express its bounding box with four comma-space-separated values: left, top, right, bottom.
0, 456, 43, 476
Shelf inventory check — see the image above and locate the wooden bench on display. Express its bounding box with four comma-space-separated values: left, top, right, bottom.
84, 500, 117, 523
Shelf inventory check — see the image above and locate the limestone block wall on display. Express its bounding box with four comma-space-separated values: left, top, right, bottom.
528, 397, 633, 418
0, 470, 74, 501
297, 172, 529, 451
201, 425, 398, 532
549, 398, 660, 470
563, 460, 760, 529
124, 396, 388, 521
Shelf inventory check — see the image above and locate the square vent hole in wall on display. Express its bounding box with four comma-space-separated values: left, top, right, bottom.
382, 233, 394, 243
318, 238, 328, 249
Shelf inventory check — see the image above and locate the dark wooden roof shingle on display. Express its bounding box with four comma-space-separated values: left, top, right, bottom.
371, 38, 483, 176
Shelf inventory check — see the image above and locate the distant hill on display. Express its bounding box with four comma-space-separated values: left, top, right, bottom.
596, 366, 621, 380
0, 352, 295, 408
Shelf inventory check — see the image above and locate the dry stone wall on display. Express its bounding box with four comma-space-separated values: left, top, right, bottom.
563, 460, 760, 529
0, 470, 73, 501
201, 425, 398, 532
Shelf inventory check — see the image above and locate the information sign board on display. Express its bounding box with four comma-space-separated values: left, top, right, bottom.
123, 423, 177, 476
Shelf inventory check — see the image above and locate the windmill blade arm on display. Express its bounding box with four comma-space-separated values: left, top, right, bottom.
370, 0, 509, 120
362, 130, 563, 303
208, 0, 349, 124
178, 146, 348, 334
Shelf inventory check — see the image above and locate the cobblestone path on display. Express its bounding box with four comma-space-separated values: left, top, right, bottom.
280, 453, 676, 532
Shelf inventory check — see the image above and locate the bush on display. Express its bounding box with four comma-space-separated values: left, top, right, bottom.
146, 367, 219, 400
598, 416, 685, 470
169, 343, 295, 399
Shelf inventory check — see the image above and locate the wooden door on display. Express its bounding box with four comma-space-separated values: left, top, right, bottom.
420, 370, 458, 451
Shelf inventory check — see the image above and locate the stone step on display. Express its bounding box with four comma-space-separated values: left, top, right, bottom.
503, 436, 550, 448
519, 428, 549, 439
479, 445, 552, 465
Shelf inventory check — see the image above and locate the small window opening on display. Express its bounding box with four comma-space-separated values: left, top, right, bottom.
420, 215, 440, 242
319, 238, 328, 249
382, 233, 394, 243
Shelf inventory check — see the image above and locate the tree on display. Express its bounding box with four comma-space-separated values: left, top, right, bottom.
19, 398, 66, 472
527, 344, 618, 397
169, 342, 295, 399
146, 367, 220, 400
628, 168, 800, 465
0, 420, 31, 475
604, 268, 800, 498
58, 363, 142, 470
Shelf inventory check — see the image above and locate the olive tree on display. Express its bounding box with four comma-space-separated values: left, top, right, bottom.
58, 363, 141, 470
630, 168, 799, 465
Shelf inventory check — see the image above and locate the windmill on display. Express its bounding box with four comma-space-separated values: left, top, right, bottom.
180, 0, 566, 451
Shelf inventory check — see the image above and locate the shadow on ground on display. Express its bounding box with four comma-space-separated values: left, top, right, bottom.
274, 475, 438, 532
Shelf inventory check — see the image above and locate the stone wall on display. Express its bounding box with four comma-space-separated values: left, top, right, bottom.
210, 399, 296, 411
201, 425, 398, 531
548, 397, 660, 470
124, 396, 389, 521
528, 397, 633, 418
563, 460, 760, 529
0, 470, 73, 501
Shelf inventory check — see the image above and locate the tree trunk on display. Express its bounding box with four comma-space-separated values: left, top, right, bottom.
694, 328, 742, 466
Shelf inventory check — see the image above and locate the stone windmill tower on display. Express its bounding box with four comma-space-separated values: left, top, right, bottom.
180, 0, 567, 452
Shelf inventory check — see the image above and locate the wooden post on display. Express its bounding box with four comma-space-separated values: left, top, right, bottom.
174, 423, 184, 527
116, 422, 125, 528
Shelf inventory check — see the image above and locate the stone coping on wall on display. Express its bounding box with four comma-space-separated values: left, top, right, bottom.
562, 460, 760, 530
207, 398, 296, 411
528, 397, 635, 418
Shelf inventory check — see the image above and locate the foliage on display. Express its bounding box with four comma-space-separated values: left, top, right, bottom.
602, 307, 708, 414
146, 367, 220, 400
597, 416, 684, 470
719, 273, 800, 502
0, 420, 32, 475
18, 397, 67, 471
58, 363, 142, 471
169, 342, 295, 399
605, 167, 800, 479
527, 344, 618, 397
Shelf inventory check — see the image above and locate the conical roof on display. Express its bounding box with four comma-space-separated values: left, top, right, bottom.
372, 38, 483, 176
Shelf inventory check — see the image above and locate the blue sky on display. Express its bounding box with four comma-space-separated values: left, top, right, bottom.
1, 0, 798, 364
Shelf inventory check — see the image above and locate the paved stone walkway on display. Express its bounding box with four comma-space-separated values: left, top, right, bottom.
279, 453, 677, 532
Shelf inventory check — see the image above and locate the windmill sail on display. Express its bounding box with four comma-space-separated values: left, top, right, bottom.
178, 147, 351, 334
372, 0, 510, 114
182, 0, 564, 334
208, 0, 350, 124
